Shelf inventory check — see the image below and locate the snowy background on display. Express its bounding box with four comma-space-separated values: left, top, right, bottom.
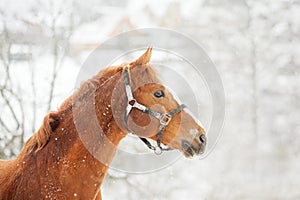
1, 0, 300, 199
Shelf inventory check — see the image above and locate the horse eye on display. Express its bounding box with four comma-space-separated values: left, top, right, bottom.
154, 90, 164, 98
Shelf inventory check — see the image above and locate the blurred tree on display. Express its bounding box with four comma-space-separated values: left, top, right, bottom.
0, 0, 76, 158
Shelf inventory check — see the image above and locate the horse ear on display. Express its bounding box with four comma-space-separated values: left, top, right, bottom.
131, 47, 152, 66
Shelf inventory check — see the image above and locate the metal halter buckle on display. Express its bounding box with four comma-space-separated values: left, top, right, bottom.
160, 114, 172, 126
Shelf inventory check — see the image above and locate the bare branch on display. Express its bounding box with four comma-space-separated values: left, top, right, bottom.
46, 14, 58, 112
0, 17, 12, 88
1, 82, 26, 146
28, 44, 37, 133
46, 8, 73, 111
0, 89, 21, 131
0, 117, 12, 133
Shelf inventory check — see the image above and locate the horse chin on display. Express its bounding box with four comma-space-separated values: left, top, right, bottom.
183, 151, 195, 158
182, 148, 197, 158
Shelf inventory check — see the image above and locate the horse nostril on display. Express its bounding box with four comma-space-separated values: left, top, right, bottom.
199, 134, 206, 144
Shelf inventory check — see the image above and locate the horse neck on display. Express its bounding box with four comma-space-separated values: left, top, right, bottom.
11, 69, 128, 197
54, 69, 128, 174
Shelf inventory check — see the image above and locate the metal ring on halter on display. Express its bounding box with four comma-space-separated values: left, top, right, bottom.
128, 99, 136, 106
154, 147, 163, 155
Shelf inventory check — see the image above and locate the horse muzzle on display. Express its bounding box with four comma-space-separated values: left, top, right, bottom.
181, 133, 206, 158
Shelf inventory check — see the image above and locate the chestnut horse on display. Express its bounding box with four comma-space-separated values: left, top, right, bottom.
0, 48, 206, 199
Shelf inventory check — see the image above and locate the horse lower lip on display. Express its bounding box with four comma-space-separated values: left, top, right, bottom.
181, 139, 206, 157
181, 140, 195, 157
185, 147, 194, 157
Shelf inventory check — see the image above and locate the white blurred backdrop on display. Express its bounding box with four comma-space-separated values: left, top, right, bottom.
0, 0, 299, 199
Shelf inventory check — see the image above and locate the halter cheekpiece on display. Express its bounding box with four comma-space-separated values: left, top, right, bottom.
122, 65, 186, 154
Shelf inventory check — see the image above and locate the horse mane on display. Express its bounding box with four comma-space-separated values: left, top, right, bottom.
20, 59, 159, 155
22, 112, 60, 153
20, 65, 124, 155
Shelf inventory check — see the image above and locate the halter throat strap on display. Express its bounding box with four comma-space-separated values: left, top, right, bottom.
122, 65, 186, 154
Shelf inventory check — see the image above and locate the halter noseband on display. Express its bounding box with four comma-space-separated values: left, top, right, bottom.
122, 65, 186, 154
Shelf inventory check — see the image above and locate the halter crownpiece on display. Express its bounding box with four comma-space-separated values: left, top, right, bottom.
122, 65, 186, 154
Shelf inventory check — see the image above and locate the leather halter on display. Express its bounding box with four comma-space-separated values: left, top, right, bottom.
122, 65, 186, 154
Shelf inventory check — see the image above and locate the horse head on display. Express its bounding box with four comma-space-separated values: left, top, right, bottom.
112, 48, 206, 157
